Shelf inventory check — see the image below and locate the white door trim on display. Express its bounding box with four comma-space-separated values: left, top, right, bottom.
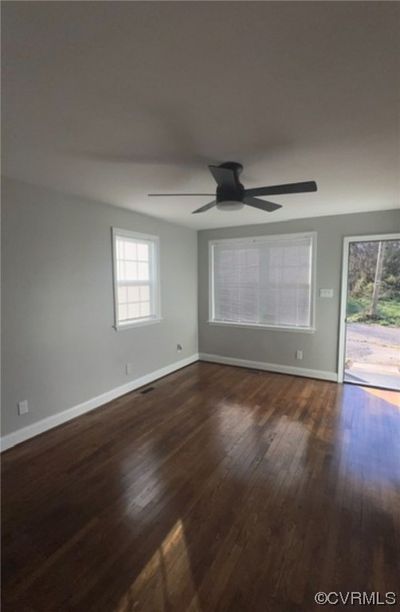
338, 233, 400, 384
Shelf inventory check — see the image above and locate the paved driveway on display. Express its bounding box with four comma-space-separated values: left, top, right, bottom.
345, 323, 400, 390
346, 323, 400, 366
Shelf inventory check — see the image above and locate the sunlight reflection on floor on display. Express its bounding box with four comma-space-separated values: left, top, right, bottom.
362, 386, 400, 409
115, 519, 201, 612
216, 400, 312, 486
335, 385, 400, 489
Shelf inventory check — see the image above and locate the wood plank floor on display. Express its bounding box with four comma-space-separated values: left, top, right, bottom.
2, 362, 400, 611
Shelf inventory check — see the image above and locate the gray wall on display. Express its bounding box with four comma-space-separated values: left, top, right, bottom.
3, 179, 398, 439
198, 210, 400, 375
1, 178, 198, 436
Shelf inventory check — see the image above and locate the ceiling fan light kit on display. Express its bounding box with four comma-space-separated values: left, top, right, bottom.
148, 162, 317, 215
217, 201, 244, 211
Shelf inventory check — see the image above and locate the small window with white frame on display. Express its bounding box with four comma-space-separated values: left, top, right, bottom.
209, 232, 316, 331
112, 228, 161, 329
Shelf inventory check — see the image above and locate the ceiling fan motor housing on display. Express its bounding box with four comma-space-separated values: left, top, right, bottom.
216, 162, 245, 209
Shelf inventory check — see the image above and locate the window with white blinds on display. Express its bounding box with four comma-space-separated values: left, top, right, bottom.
210, 233, 315, 330
112, 228, 160, 328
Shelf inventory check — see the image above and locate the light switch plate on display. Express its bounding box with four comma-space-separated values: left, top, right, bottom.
319, 288, 334, 298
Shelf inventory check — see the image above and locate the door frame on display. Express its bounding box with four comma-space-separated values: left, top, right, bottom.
338, 232, 400, 383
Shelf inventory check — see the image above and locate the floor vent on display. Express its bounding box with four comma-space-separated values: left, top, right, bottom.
140, 386, 155, 394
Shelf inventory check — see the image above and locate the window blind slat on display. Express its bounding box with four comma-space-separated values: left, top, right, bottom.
212, 235, 313, 328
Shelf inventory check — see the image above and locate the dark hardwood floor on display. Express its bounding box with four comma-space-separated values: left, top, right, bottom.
2, 362, 400, 611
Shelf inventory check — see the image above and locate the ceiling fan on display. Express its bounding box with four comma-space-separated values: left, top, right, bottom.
148, 162, 317, 214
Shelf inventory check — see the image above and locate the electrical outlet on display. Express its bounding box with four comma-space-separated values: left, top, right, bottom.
296, 350, 303, 360
18, 400, 29, 415
176, 344, 183, 352
125, 363, 134, 375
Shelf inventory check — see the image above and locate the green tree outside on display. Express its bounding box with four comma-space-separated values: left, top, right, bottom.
347, 240, 400, 327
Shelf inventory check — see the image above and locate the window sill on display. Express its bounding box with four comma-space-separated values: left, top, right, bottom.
207, 320, 316, 334
114, 317, 163, 331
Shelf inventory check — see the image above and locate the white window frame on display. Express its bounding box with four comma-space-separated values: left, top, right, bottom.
208, 231, 317, 333
112, 228, 161, 330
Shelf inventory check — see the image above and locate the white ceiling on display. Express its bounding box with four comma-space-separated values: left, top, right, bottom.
2, 1, 399, 229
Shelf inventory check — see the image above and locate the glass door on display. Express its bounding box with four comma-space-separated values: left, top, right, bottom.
343, 238, 400, 391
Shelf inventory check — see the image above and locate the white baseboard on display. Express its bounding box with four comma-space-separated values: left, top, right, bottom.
0, 352, 337, 452
0, 353, 199, 452
199, 353, 338, 382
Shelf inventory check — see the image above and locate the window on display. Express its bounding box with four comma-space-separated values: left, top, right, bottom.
209, 232, 315, 331
112, 228, 160, 329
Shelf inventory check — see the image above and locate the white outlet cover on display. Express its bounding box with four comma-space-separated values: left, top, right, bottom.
126, 363, 134, 375
18, 400, 29, 415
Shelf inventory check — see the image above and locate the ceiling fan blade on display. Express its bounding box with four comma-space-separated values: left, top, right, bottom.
245, 181, 317, 197
192, 200, 217, 214
243, 197, 282, 212
148, 193, 214, 197
208, 165, 237, 188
